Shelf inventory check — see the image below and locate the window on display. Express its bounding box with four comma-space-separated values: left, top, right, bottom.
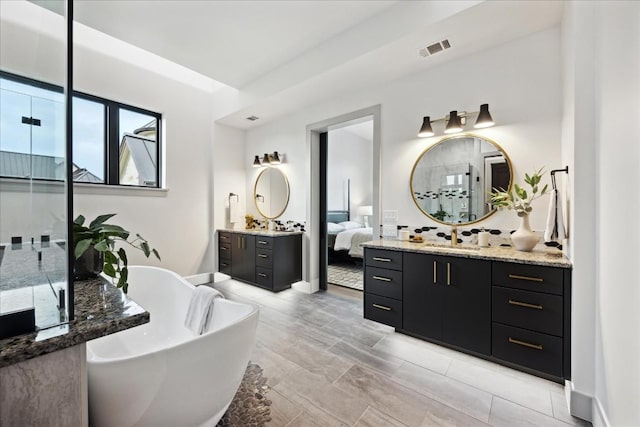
0, 71, 161, 187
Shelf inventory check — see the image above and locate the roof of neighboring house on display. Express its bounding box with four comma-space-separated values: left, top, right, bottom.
119, 134, 157, 186
0, 150, 102, 182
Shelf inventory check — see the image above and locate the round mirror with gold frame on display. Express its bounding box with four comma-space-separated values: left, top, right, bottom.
410, 134, 513, 225
254, 168, 290, 219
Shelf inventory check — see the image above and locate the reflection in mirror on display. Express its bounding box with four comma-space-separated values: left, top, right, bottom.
410, 134, 512, 225
254, 168, 290, 219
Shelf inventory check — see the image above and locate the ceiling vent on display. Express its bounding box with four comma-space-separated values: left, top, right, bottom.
419, 39, 451, 58
246, 116, 259, 121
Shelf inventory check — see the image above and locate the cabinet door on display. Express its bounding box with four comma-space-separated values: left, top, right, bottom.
232, 234, 255, 282
441, 256, 491, 355
403, 252, 444, 340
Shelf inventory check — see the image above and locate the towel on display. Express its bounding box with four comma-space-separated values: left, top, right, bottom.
544, 188, 566, 242
184, 286, 224, 335
229, 197, 240, 224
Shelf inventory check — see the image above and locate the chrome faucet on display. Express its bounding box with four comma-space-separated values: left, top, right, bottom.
451, 226, 458, 246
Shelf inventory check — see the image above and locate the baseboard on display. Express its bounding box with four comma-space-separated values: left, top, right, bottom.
292, 281, 314, 293
184, 272, 213, 286
566, 380, 593, 422
592, 397, 611, 427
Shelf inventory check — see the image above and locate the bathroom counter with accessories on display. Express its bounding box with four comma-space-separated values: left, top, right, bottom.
0, 277, 149, 368
362, 239, 572, 268
221, 228, 304, 237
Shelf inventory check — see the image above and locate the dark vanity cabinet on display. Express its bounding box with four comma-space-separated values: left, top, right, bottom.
363, 246, 571, 382
404, 253, 491, 356
218, 231, 302, 292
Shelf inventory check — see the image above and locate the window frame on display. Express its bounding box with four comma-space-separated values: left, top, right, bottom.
0, 70, 162, 188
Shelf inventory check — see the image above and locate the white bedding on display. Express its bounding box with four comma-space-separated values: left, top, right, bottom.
333, 227, 373, 258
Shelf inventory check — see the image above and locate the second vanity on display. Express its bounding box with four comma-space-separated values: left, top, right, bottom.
362, 240, 572, 383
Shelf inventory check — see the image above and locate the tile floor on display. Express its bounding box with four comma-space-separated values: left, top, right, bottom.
211, 279, 590, 427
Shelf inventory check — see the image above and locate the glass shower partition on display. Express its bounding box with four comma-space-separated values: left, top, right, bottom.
0, 0, 70, 337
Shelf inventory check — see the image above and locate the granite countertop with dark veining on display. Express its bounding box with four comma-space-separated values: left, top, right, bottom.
218, 228, 304, 237
363, 239, 572, 268
0, 277, 149, 368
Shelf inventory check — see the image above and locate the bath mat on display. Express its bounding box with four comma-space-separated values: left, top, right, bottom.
217, 363, 272, 426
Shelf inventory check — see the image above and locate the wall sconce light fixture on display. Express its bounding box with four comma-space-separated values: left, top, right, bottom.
252, 151, 282, 167
418, 104, 494, 137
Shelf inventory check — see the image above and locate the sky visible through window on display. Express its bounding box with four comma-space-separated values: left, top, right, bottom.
1, 77, 156, 181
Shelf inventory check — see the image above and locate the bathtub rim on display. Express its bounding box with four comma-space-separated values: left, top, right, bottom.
88, 266, 258, 365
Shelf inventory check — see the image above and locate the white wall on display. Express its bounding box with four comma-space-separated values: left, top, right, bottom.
327, 126, 373, 218
1, 3, 216, 276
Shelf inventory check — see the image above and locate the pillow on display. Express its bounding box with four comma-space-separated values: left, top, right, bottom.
327, 222, 345, 233
338, 221, 363, 230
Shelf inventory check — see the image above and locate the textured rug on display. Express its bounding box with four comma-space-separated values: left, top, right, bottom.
217, 363, 272, 426
328, 261, 363, 290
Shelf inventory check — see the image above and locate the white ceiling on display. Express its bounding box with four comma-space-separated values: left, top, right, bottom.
32, 0, 563, 130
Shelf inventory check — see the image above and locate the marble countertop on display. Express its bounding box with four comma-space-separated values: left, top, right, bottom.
0, 277, 149, 368
363, 239, 572, 268
218, 228, 304, 237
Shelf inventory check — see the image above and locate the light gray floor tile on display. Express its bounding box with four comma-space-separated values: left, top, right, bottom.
393, 361, 493, 423
446, 358, 554, 416
489, 396, 573, 427
274, 382, 350, 427
373, 334, 453, 375
328, 340, 403, 377
322, 317, 387, 348
355, 406, 409, 427
267, 389, 302, 426
334, 364, 433, 427
278, 340, 354, 383
250, 342, 300, 387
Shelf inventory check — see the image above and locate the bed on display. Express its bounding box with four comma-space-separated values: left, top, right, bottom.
327, 210, 373, 259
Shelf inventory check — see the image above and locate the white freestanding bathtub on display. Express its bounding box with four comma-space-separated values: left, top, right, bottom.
87, 266, 258, 427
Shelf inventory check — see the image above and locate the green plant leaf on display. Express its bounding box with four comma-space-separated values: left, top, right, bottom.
120, 266, 128, 283
104, 251, 117, 264
89, 213, 117, 229
541, 184, 548, 194
94, 240, 109, 252
97, 224, 127, 234
152, 248, 161, 261
103, 263, 117, 278
74, 238, 92, 259
74, 215, 85, 226
141, 241, 150, 257
118, 248, 128, 266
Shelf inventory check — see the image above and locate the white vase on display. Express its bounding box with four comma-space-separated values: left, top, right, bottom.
511, 214, 539, 252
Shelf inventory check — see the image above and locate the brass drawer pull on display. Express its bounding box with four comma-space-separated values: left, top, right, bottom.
258, 273, 268, 277
258, 240, 268, 245
220, 236, 229, 240
508, 337, 543, 350
372, 276, 392, 282
220, 247, 228, 251
258, 254, 268, 258
447, 262, 451, 286
372, 257, 391, 262
372, 304, 392, 311
220, 263, 228, 267
508, 274, 543, 282
433, 261, 437, 284
508, 299, 543, 310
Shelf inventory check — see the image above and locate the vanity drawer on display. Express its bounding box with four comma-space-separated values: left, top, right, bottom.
219, 232, 232, 243
255, 237, 273, 250
364, 267, 402, 300
256, 267, 273, 289
492, 286, 563, 336
492, 323, 562, 378
219, 243, 232, 259
493, 262, 563, 295
364, 293, 402, 329
219, 260, 232, 275
365, 249, 403, 271
256, 249, 273, 268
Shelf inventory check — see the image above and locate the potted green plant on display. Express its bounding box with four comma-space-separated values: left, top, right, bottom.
489, 168, 548, 251
73, 214, 160, 293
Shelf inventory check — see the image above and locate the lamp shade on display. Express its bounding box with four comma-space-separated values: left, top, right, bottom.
252, 155, 261, 167
357, 205, 373, 216
474, 103, 494, 128
262, 153, 270, 164
444, 110, 462, 134
270, 151, 281, 164
418, 116, 434, 137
